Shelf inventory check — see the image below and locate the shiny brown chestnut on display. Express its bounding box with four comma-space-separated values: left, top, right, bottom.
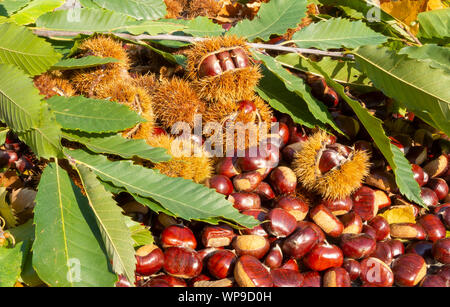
160, 225, 197, 250
228, 192, 261, 211
340, 212, 363, 234
420, 187, 439, 207
241, 209, 269, 237
233, 170, 264, 192
253, 182, 275, 201
215, 157, 240, 178
423, 154, 449, 178
271, 268, 304, 287
229, 48, 249, 68
365, 170, 398, 193
201, 224, 235, 248
420, 275, 447, 287
323, 267, 351, 287
269, 166, 297, 195
282, 142, 303, 163
297, 220, 326, 243
234, 255, 273, 287
360, 257, 394, 287
418, 214, 446, 242
411, 164, 428, 187
148, 274, 187, 287
352, 186, 378, 221
387, 239, 405, 258
205, 175, 234, 196
264, 243, 283, 269
232, 235, 270, 259
362, 224, 377, 240
310, 204, 344, 238
274, 195, 309, 221
392, 254, 427, 287
342, 258, 361, 281
432, 238, 450, 264
302, 271, 321, 287
374, 189, 391, 210
370, 241, 394, 265
207, 250, 236, 279
390, 223, 427, 240
303, 243, 344, 272
135, 244, 165, 276
163, 247, 203, 279
436, 264, 450, 284
282, 226, 319, 259
368, 216, 390, 241
340, 233, 377, 259
216, 51, 235, 71
266, 208, 297, 237
321, 197, 353, 216
427, 178, 449, 200
199, 54, 222, 77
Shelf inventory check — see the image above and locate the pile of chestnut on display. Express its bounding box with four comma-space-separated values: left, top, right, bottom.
0, 132, 34, 173
123, 110, 449, 288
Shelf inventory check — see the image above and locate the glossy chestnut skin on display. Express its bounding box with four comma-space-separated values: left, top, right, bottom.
207, 250, 236, 279
282, 225, 319, 259
436, 264, 450, 284
303, 243, 344, 272
229, 48, 249, 68
264, 244, 283, 269
149, 274, 187, 287
340, 212, 363, 234
281, 258, 299, 271
440, 206, 450, 229
135, 244, 165, 276
323, 267, 351, 287
392, 254, 427, 287
199, 54, 222, 77
297, 221, 326, 243
387, 239, 405, 258
352, 186, 378, 221
266, 208, 297, 237
418, 214, 446, 242
432, 238, 450, 264
271, 268, 304, 287
115, 275, 132, 287
241, 209, 269, 237
310, 204, 344, 238
163, 247, 203, 279
234, 255, 273, 287
201, 225, 235, 248
420, 187, 439, 207
340, 233, 377, 259
277, 122, 290, 147
370, 241, 394, 265
160, 225, 197, 250
269, 166, 297, 195
406, 241, 433, 262
362, 224, 377, 240
228, 192, 261, 211
390, 223, 427, 240
420, 275, 447, 287
427, 178, 449, 200
321, 197, 353, 216
411, 164, 428, 187
216, 51, 235, 71
232, 235, 270, 259
301, 271, 321, 287
318, 149, 342, 174
368, 216, 390, 241
360, 257, 394, 287
342, 258, 361, 281
282, 142, 303, 163
206, 175, 234, 196
215, 157, 240, 178
233, 171, 264, 192
274, 195, 309, 221
253, 182, 275, 201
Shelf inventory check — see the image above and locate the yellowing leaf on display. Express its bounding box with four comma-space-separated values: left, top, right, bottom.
379, 205, 416, 224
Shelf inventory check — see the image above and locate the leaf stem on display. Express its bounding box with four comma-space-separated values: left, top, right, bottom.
32, 30, 352, 58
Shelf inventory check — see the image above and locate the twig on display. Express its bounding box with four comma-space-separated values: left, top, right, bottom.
32, 30, 351, 58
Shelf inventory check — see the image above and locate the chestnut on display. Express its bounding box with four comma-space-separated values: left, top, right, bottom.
374, 189, 391, 210
301, 271, 321, 287
368, 216, 390, 241
297, 220, 326, 243
205, 175, 234, 196
342, 258, 361, 281
215, 157, 240, 178
392, 254, 427, 287
420, 187, 439, 207
189, 274, 211, 286
199, 54, 222, 77
282, 225, 319, 259
389, 134, 411, 155
288, 125, 308, 144
266, 208, 297, 237
201, 225, 235, 248
352, 186, 378, 221
264, 243, 283, 269
427, 178, 449, 200
115, 275, 132, 287
323, 267, 351, 287
439, 206, 450, 229
370, 241, 394, 265
232, 235, 270, 259
240, 209, 268, 237
274, 195, 309, 221
253, 182, 275, 201
436, 264, 450, 284
340, 212, 363, 234
411, 164, 428, 187
390, 223, 427, 240
418, 214, 446, 242
281, 258, 299, 271
360, 257, 394, 287
207, 250, 236, 279
160, 225, 197, 250
163, 247, 203, 279
318, 149, 342, 174
432, 238, 450, 264
310, 204, 344, 238
365, 170, 397, 193
135, 244, 165, 276
277, 122, 290, 147
406, 241, 433, 261
303, 243, 344, 272
230, 48, 249, 68
271, 268, 304, 287
234, 255, 273, 287
340, 233, 377, 259
362, 224, 377, 240
420, 275, 447, 287
216, 50, 235, 71
269, 166, 297, 195
282, 142, 303, 163
233, 170, 263, 192
228, 192, 261, 211
148, 274, 187, 287
321, 197, 353, 216
423, 154, 449, 178
387, 239, 405, 258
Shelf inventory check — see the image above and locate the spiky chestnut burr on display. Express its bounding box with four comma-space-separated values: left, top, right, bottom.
292, 131, 371, 200
185, 36, 261, 102
33, 72, 74, 99
152, 77, 206, 131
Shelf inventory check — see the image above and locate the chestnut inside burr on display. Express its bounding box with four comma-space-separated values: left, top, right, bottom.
316, 143, 354, 175
198, 48, 249, 78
